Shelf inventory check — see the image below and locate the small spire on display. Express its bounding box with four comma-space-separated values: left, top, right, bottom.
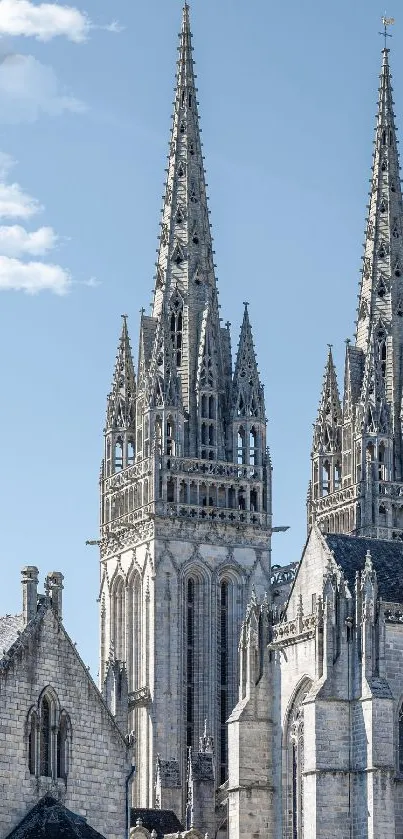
233, 305, 265, 420
312, 346, 342, 454
106, 316, 136, 431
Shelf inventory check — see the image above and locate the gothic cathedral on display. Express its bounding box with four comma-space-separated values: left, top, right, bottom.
309, 47, 403, 539
98, 4, 272, 814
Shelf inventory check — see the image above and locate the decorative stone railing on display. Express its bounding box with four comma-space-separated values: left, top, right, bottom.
104, 458, 153, 493
272, 613, 317, 645
314, 483, 360, 514
162, 455, 264, 482
157, 502, 267, 527
271, 563, 298, 587
128, 686, 151, 709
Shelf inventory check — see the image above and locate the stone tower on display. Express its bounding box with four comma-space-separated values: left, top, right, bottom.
99, 4, 272, 819
309, 46, 403, 539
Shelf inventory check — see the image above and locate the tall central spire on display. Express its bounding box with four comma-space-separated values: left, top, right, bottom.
356, 48, 403, 352
152, 3, 216, 320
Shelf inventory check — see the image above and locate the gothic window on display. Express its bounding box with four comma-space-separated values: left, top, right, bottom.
167, 478, 175, 503
381, 158, 388, 172
334, 461, 341, 490
377, 277, 387, 298
188, 92, 192, 107
380, 198, 387, 213
378, 442, 386, 480
128, 572, 142, 692
40, 697, 51, 777
178, 162, 185, 177
237, 428, 246, 465
395, 261, 401, 278
382, 129, 387, 146
391, 180, 397, 193
170, 292, 183, 367
28, 693, 70, 782
128, 440, 135, 466
166, 419, 175, 456
114, 439, 123, 472
209, 395, 216, 419
180, 120, 186, 134
322, 461, 331, 496
113, 577, 125, 662
28, 711, 37, 775
189, 141, 195, 155
379, 504, 387, 526
190, 182, 198, 203
250, 427, 258, 466
284, 682, 311, 839
219, 581, 229, 785
398, 704, 403, 773
186, 578, 195, 750
57, 714, 70, 779
377, 328, 387, 377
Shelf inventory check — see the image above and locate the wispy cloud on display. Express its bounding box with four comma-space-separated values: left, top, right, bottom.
0, 153, 72, 294
0, 255, 71, 293
0, 224, 57, 256
0, 179, 41, 218
0, 0, 122, 43
0, 0, 90, 43
0, 54, 85, 123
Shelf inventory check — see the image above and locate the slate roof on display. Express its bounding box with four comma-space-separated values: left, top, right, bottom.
0, 613, 23, 654
190, 752, 215, 781
5, 795, 106, 839
325, 534, 403, 603
131, 809, 183, 838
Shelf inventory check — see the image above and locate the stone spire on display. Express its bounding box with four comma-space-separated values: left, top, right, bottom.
152, 2, 216, 318
150, 2, 220, 425
106, 315, 136, 432
232, 303, 265, 421
312, 346, 342, 454
356, 48, 403, 354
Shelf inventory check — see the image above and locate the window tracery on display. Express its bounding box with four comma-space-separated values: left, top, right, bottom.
27, 692, 70, 781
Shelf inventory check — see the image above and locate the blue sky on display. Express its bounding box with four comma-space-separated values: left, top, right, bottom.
0, 0, 399, 676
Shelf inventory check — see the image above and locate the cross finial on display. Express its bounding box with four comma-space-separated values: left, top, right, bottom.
379, 15, 395, 50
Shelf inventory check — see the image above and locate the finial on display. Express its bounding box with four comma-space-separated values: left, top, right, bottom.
327, 343, 333, 350
121, 313, 128, 321
243, 301, 249, 309
379, 15, 395, 50
139, 307, 145, 317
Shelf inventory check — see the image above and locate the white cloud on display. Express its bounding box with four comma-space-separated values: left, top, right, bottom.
0, 0, 123, 42
0, 0, 90, 43
0, 54, 85, 123
0, 179, 41, 218
0, 255, 71, 294
0, 224, 57, 255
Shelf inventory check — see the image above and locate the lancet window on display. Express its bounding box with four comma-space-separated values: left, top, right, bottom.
186, 578, 196, 750
284, 682, 311, 839
112, 576, 126, 662
219, 581, 229, 785
27, 690, 70, 781
170, 292, 183, 367
399, 703, 403, 773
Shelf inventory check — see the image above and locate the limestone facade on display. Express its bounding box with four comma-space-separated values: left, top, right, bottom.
0, 568, 130, 839
98, 3, 272, 819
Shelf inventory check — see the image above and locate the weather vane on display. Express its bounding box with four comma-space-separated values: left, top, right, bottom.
379, 15, 395, 49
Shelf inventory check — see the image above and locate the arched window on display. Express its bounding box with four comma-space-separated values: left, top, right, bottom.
114, 439, 123, 472
250, 427, 258, 466
379, 504, 387, 526
398, 704, 403, 773
28, 710, 37, 775
170, 292, 183, 367
57, 713, 71, 779
128, 439, 135, 466
237, 428, 246, 465
28, 692, 70, 781
322, 461, 331, 495
186, 578, 196, 751
219, 581, 229, 785
284, 682, 311, 839
113, 577, 125, 662
40, 696, 52, 777
379, 442, 386, 480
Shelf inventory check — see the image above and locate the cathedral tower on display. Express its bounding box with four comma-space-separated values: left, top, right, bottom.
99, 4, 272, 819
309, 45, 403, 539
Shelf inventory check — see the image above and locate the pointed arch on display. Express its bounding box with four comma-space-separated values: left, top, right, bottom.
283, 677, 313, 839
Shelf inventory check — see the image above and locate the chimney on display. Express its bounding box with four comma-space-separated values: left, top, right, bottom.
45, 572, 64, 620
21, 566, 39, 625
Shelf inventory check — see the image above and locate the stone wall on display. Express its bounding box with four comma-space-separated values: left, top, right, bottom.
0, 607, 129, 839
